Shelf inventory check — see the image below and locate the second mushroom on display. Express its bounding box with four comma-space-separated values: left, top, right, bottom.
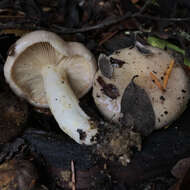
4, 30, 97, 145
93, 46, 190, 135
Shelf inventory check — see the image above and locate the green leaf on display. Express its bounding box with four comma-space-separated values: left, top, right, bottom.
184, 57, 190, 67
147, 36, 190, 67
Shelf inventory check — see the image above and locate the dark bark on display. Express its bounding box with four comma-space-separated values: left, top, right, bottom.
15, 105, 190, 189
109, 106, 190, 187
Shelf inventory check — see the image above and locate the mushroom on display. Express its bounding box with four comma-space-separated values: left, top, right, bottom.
4, 30, 97, 145
93, 46, 190, 134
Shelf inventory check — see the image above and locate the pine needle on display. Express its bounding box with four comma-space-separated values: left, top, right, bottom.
150, 72, 164, 91
163, 59, 175, 90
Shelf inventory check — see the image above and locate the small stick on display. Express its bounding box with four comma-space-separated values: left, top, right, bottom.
150, 72, 164, 91
163, 59, 175, 90
98, 31, 118, 46
71, 160, 76, 190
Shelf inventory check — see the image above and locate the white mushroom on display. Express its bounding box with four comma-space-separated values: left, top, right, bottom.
4, 30, 97, 145
93, 46, 190, 133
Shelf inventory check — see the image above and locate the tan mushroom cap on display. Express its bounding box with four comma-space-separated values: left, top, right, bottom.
93, 46, 190, 129
4, 30, 97, 107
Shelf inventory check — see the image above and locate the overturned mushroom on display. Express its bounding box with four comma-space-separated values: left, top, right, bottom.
4, 30, 97, 145
93, 46, 190, 135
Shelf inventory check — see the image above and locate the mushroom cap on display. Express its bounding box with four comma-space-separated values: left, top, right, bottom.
4, 30, 97, 107
93, 46, 190, 129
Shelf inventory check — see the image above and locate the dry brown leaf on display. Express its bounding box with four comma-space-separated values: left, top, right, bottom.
169, 160, 190, 190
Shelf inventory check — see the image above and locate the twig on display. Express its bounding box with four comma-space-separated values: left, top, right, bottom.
0, 22, 41, 30
51, 0, 190, 34
51, 12, 132, 34
52, 0, 152, 34
136, 15, 190, 22
71, 160, 76, 190
98, 31, 118, 46
0, 0, 189, 35
163, 59, 175, 90
150, 72, 164, 91
136, 0, 152, 15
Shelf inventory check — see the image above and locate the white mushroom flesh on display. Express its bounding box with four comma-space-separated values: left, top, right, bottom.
41, 65, 97, 144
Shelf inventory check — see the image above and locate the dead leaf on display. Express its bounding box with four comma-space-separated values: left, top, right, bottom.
97, 76, 120, 99
98, 54, 113, 79
169, 167, 190, 190
171, 157, 190, 179
169, 157, 190, 190
120, 75, 155, 135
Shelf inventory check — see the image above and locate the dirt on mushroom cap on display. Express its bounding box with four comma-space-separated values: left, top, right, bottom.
93, 46, 190, 131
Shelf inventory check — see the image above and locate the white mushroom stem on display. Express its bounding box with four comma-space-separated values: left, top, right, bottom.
41, 65, 97, 145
